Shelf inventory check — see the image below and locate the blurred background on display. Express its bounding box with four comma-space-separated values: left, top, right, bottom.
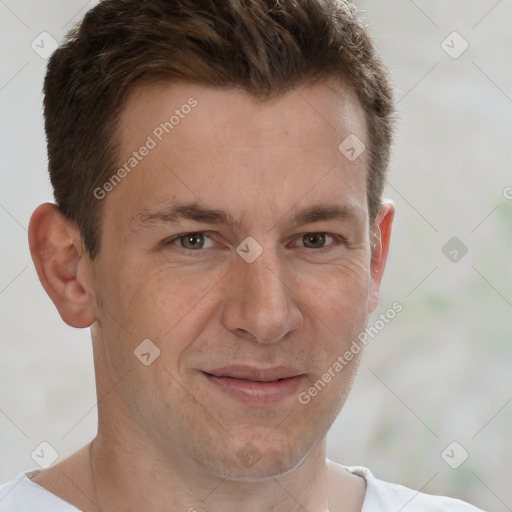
0, 1, 510, 510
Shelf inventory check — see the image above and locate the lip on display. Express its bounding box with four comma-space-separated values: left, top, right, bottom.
202, 366, 306, 404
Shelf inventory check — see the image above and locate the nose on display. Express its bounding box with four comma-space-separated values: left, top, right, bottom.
221, 251, 303, 343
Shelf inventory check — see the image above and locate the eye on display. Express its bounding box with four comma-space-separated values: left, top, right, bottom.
299, 233, 336, 249
169, 232, 216, 250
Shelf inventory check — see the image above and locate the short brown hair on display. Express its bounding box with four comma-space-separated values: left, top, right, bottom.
44, 0, 394, 259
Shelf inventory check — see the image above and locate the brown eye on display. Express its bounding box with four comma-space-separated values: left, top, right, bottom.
171, 233, 216, 250
180, 234, 205, 249
302, 233, 329, 248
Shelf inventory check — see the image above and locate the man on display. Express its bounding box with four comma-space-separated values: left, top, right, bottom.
0, 0, 484, 510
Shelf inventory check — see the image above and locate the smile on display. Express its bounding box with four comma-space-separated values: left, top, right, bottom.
202, 367, 306, 405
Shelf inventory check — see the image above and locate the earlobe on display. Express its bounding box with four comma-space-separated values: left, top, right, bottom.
28, 203, 96, 328
368, 200, 395, 312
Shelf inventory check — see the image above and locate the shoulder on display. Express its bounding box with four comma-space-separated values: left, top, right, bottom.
330, 461, 486, 512
0, 471, 81, 512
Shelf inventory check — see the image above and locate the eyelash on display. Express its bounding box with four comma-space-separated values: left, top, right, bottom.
164, 231, 346, 252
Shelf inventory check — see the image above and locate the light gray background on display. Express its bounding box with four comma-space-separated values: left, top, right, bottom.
1, 1, 511, 511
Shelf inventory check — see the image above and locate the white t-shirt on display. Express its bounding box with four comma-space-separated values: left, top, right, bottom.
0, 464, 485, 511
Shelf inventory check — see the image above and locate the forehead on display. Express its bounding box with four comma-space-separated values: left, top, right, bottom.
108, 79, 369, 232
119, 79, 366, 152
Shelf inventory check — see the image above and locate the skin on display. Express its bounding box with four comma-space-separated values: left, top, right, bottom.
28, 79, 394, 512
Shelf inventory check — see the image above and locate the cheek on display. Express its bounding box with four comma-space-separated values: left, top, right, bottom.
296, 344, 362, 440
144, 265, 232, 329
103, 258, 227, 332
115, 264, 233, 375
295, 255, 371, 391
299, 255, 370, 325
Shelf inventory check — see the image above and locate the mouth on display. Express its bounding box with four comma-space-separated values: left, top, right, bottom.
202, 366, 306, 404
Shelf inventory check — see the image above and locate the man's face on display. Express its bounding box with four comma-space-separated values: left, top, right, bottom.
87, 80, 381, 478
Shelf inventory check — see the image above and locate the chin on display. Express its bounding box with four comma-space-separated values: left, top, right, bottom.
190, 425, 319, 481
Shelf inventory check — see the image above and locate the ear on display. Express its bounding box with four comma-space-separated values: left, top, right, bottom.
368, 199, 395, 312
28, 203, 96, 328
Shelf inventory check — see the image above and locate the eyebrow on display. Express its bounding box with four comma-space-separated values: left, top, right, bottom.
291, 204, 359, 226
133, 203, 243, 231
132, 202, 361, 232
